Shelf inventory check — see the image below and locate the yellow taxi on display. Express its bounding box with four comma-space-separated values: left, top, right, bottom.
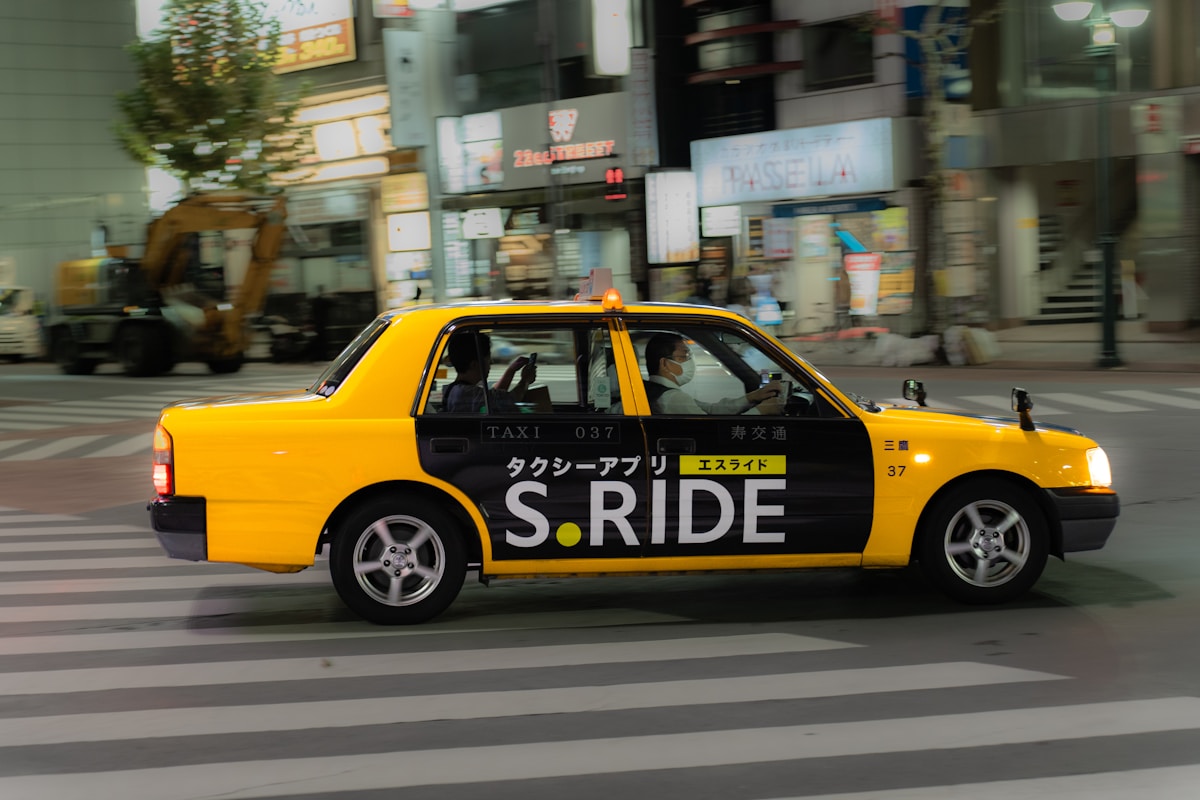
149, 289, 1118, 624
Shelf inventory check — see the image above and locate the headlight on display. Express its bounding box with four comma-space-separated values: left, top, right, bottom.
1086, 447, 1112, 488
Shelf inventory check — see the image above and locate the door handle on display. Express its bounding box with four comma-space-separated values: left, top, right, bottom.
430, 437, 468, 454
657, 438, 695, 455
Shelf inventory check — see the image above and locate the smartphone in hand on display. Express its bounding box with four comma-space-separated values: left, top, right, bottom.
528, 352, 538, 366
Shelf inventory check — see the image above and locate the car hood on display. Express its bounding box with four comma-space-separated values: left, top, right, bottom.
876, 402, 1082, 435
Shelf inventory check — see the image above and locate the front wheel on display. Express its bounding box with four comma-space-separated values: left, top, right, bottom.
51, 330, 96, 375
917, 480, 1049, 604
329, 497, 467, 624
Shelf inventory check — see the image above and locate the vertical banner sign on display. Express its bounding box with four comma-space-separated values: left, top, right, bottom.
763, 218, 793, 260
645, 171, 699, 264
844, 253, 882, 315
384, 29, 430, 147
629, 48, 659, 167
269, 0, 357, 74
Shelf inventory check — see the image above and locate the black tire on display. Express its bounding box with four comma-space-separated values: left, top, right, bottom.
115, 325, 166, 377
51, 330, 95, 375
329, 496, 467, 625
207, 355, 244, 374
917, 480, 1049, 604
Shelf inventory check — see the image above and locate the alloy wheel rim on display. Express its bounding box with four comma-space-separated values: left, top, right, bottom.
351, 514, 445, 607
942, 499, 1030, 587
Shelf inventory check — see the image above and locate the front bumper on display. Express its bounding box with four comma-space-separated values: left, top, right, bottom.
148, 495, 208, 561
1046, 488, 1120, 553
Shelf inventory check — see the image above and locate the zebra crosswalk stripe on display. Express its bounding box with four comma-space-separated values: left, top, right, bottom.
0, 523, 142, 537
0, 698, 1197, 800
0, 554, 205, 572
0, 537, 157, 553
0, 633, 856, 694
1105, 389, 1200, 409
84, 432, 154, 458
0, 435, 107, 461
957, 395, 1068, 415
0, 569, 330, 595
1037, 392, 1148, 412
0, 420, 54, 431
5, 404, 152, 419
765, 765, 1200, 799
0, 609, 686, 656
0, 512, 81, 524
0, 662, 1065, 747
0, 408, 133, 424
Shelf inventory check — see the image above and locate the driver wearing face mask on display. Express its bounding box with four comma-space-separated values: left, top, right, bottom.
643, 333, 784, 415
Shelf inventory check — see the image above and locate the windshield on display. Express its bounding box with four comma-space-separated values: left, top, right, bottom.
0, 288, 29, 315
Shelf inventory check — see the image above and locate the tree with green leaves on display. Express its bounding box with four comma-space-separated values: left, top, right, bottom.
115, 0, 310, 193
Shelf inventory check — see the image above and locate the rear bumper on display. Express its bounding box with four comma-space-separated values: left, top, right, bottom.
1046, 488, 1119, 553
148, 495, 208, 561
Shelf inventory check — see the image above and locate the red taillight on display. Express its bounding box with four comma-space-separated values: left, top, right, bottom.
153, 424, 173, 496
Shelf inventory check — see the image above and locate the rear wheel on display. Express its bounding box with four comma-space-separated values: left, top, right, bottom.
206, 355, 243, 374
918, 480, 1048, 604
329, 497, 467, 625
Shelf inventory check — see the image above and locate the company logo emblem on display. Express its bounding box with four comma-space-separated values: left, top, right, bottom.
548, 109, 579, 143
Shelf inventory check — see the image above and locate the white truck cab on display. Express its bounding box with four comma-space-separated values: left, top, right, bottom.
0, 286, 44, 361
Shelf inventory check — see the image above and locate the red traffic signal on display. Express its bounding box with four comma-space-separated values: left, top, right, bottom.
605, 167, 627, 201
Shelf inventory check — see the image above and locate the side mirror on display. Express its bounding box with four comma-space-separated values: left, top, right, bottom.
1012, 387, 1035, 431
902, 379, 927, 407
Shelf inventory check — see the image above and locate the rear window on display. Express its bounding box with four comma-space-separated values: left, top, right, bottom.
310, 317, 389, 397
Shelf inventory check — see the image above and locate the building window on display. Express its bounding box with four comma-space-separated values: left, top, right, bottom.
803, 17, 875, 91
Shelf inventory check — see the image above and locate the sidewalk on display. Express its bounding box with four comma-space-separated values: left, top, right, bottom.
781, 320, 1200, 373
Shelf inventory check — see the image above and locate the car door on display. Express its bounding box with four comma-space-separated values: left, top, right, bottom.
622, 318, 874, 560
414, 319, 649, 567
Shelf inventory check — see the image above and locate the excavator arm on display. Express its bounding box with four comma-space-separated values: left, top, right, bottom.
141, 193, 288, 296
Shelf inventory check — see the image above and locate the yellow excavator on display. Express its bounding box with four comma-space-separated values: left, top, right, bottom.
46, 193, 287, 376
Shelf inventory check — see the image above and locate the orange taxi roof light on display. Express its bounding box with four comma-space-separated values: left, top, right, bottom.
601, 287, 624, 310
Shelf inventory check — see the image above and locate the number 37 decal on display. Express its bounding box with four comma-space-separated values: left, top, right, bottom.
887, 465, 906, 477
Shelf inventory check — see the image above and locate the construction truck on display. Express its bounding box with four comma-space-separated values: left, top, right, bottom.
45, 193, 287, 376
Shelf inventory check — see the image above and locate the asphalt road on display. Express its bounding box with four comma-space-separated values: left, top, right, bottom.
1, 360, 1199, 798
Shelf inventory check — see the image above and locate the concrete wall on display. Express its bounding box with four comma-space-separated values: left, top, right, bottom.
0, 0, 147, 304
773, 0, 910, 129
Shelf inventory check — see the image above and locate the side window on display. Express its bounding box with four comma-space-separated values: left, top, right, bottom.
630, 323, 838, 417
420, 323, 618, 415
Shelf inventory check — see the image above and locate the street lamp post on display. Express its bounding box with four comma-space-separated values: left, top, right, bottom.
1052, 1, 1149, 368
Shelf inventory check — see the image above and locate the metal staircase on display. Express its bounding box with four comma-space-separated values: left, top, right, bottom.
1031, 160, 1137, 325
1030, 261, 1104, 324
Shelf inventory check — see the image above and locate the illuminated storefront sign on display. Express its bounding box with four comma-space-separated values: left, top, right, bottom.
701, 205, 740, 237
270, 0, 357, 74
691, 119, 896, 206
382, 173, 430, 213
439, 93, 632, 193
512, 107, 616, 168
275, 94, 392, 187
134, 0, 357, 73
388, 211, 432, 252
646, 171, 699, 264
